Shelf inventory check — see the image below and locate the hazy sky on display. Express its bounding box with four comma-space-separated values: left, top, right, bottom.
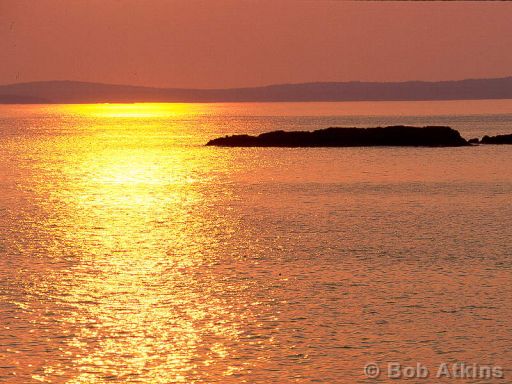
1, 0, 512, 88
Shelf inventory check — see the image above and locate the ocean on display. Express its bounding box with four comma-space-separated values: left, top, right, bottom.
1, 101, 511, 382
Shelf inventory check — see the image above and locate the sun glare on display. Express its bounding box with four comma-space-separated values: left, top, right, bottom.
61, 103, 197, 118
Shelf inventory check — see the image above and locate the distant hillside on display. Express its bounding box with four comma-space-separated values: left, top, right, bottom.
1, 77, 512, 103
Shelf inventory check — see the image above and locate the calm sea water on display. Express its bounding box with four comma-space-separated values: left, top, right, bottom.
1, 101, 511, 383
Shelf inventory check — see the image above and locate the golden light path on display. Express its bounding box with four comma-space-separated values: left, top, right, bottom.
61, 103, 198, 118
19, 104, 251, 382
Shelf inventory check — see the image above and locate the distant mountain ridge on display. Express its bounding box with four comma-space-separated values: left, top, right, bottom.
1, 77, 512, 103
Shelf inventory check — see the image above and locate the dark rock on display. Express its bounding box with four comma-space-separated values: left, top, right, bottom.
206, 126, 469, 147
480, 134, 512, 144
468, 138, 480, 144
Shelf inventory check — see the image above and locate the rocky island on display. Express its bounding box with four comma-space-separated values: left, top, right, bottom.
206, 126, 470, 147
479, 134, 512, 145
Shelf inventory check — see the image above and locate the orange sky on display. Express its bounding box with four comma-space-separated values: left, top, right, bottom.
1, 0, 512, 88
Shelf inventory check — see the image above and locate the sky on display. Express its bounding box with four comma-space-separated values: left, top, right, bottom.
1, 0, 512, 89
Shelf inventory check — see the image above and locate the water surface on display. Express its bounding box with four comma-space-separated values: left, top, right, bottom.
1, 101, 511, 382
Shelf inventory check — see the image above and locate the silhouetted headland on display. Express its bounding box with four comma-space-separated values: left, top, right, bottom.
479, 134, 512, 145
206, 126, 469, 147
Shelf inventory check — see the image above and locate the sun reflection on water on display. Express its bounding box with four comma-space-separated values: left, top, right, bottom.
10, 105, 252, 382
60, 149, 242, 382
60, 103, 199, 118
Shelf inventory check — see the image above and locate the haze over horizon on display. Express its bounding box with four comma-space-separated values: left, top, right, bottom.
2, 0, 512, 89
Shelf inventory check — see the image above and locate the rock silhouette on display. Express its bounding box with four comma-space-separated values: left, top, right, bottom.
206, 126, 469, 147
480, 134, 512, 144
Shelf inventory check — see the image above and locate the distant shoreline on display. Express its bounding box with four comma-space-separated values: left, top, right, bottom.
1, 76, 512, 104
3, 97, 512, 106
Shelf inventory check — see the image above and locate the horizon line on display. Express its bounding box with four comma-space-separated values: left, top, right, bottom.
3, 75, 512, 91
